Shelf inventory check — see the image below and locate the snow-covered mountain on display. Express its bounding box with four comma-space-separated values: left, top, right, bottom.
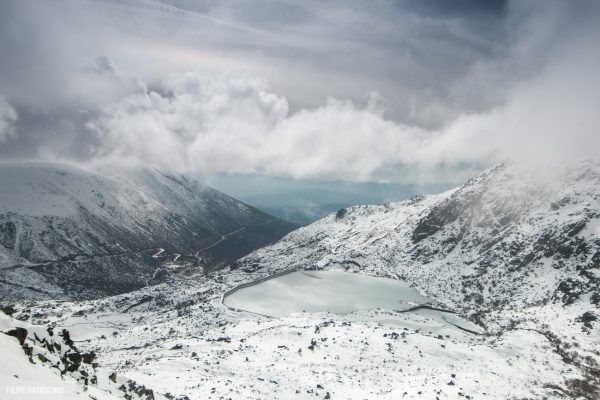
0, 162, 295, 301
240, 160, 600, 318
1, 160, 598, 399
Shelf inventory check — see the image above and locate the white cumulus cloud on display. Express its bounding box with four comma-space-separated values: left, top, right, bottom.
0, 97, 18, 142
88, 34, 600, 181
87, 24, 600, 184
2, 0, 597, 183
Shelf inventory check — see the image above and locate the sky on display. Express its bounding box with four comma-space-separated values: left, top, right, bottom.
0, 0, 599, 184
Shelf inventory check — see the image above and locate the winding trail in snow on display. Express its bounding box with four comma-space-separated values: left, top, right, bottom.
152, 248, 165, 258
144, 219, 278, 286
193, 219, 277, 256
194, 226, 246, 253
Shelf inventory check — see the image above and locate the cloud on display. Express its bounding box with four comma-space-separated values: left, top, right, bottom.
0, 0, 509, 124
0, 97, 18, 143
87, 73, 288, 172
87, 22, 600, 183
87, 72, 430, 181
1, 0, 599, 183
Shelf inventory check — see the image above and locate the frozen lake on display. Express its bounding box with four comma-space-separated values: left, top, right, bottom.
223, 270, 482, 333
224, 271, 429, 315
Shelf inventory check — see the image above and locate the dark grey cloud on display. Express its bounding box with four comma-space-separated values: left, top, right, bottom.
1, 0, 511, 118
402, 0, 507, 17
182, 0, 511, 123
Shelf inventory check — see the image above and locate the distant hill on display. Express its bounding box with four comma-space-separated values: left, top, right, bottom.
210, 173, 453, 224
0, 162, 296, 300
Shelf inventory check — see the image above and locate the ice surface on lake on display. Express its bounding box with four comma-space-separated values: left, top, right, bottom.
223, 270, 483, 333
224, 271, 430, 316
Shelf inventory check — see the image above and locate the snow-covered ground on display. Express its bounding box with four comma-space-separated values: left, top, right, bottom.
0, 332, 106, 400
3, 276, 594, 399
1, 160, 599, 399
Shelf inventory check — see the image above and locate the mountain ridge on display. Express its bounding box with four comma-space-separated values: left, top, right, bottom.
238, 159, 600, 317
0, 162, 296, 300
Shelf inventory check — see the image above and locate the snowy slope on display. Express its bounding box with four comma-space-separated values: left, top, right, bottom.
240, 160, 600, 317
0, 162, 295, 300
1, 159, 598, 399
0, 313, 165, 399
0, 333, 110, 400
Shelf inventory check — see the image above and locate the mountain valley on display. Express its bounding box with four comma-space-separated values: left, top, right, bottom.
1, 160, 598, 399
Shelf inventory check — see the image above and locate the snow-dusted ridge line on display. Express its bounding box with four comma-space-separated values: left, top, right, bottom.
0, 162, 296, 300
